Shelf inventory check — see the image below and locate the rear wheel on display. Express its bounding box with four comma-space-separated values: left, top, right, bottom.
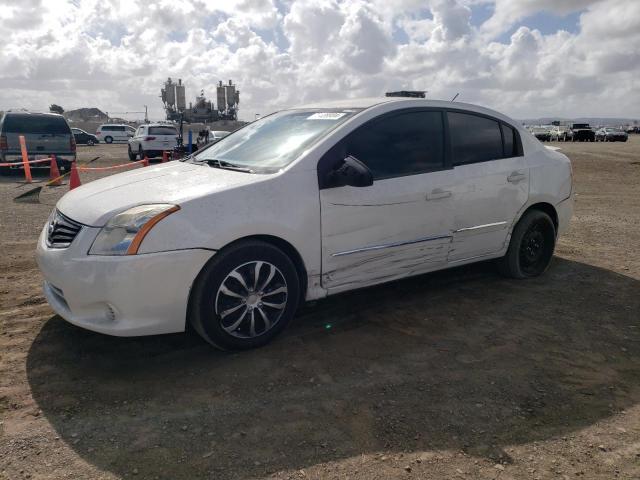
190, 240, 301, 350
104, 136, 113, 144
498, 210, 556, 279
128, 145, 137, 161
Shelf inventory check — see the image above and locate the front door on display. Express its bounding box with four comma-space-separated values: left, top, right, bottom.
319, 109, 455, 291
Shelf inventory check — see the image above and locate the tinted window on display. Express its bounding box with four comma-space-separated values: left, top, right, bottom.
102, 126, 125, 131
3, 115, 70, 134
448, 112, 503, 165
502, 124, 515, 157
345, 111, 445, 179
149, 126, 178, 135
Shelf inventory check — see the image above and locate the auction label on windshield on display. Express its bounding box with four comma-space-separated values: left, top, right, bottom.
307, 112, 347, 120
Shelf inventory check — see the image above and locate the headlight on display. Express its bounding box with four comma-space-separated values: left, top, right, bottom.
89, 204, 180, 256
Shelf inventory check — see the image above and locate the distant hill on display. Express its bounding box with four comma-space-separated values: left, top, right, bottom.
64, 107, 108, 123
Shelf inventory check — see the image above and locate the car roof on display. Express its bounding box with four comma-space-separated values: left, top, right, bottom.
5, 111, 64, 118
291, 97, 521, 126
145, 123, 178, 127
99, 123, 132, 127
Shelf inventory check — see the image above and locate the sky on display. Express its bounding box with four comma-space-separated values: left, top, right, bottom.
0, 0, 638, 122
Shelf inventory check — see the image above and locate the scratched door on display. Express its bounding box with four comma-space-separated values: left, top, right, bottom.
319, 109, 456, 292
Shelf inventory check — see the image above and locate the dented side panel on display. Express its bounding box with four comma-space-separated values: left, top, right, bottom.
320, 170, 456, 290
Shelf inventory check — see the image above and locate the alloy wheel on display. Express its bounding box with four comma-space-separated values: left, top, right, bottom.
215, 261, 288, 339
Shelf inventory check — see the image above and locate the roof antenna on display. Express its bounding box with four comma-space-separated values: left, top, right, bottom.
451, 93, 459, 102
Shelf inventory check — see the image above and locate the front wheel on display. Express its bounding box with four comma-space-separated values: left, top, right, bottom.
498, 210, 556, 279
190, 240, 301, 350
87, 139, 95, 146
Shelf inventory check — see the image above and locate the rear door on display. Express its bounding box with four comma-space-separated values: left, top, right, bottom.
446, 111, 529, 263
147, 126, 179, 150
320, 109, 456, 291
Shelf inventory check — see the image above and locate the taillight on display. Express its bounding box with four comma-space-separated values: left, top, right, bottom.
144, 136, 156, 141
70, 136, 76, 152
0, 135, 7, 151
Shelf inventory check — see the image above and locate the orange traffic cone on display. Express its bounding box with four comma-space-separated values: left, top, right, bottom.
161, 151, 168, 163
69, 162, 81, 190
143, 156, 150, 167
49, 155, 62, 186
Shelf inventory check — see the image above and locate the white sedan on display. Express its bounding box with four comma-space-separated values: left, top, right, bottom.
36, 98, 573, 350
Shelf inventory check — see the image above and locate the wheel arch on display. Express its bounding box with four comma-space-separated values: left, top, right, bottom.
519, 202, 559, 232
190, 234, 309, 307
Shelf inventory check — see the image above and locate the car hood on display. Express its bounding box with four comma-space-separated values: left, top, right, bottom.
57, 161, 267, 226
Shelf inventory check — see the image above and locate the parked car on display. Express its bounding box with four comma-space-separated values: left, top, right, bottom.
128, 124, 179, 160
570, 123, 595, 142
71, 128, 98, 146
549, 125, 572, 142
0, 112, 75, 175
36, 98, 573, 350
96, 124, 136, 144
595, 127, 628, 142
530, 126, 551, 142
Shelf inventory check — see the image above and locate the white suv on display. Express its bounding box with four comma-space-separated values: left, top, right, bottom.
96, 124, 136, 144
128, 124, 179, 160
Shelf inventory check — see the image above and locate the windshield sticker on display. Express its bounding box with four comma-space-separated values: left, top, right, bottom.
307, 112, 347, 120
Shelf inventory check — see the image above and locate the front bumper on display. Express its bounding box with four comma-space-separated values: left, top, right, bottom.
36, 221, 214, 336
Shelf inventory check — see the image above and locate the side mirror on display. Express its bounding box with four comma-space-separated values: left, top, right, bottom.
327, 155, 373, 188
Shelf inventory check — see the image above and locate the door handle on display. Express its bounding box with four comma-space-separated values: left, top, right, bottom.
426, 188, 452, 200
507, 171, 526, 183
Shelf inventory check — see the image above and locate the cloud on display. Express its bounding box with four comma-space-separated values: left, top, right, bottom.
0, 0, 638, 120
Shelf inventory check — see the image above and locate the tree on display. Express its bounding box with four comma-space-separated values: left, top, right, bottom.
49, 104, 64, 114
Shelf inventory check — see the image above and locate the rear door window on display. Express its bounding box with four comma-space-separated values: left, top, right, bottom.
448, 112, 503, 165
149, 126, 178, 135
345, 110, 445, 179
3, 115, 70, 134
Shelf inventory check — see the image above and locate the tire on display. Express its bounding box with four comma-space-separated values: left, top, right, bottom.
104, 136, 113, 144
128, 145, 137, 161
190, 240, 301, 350
497, 210, 556, 279
87, 139, 95, 146
0, 166, 10, 176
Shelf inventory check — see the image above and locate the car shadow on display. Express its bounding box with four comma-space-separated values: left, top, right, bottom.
26, 257, 640, 479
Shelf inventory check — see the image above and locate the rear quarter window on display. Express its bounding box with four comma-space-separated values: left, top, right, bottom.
3, 115, 71, 134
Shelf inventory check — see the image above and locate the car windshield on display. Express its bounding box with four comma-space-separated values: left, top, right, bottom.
192, 109, 360, 172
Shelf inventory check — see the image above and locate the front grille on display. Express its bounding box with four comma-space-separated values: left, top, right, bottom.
46, 210, 82, 248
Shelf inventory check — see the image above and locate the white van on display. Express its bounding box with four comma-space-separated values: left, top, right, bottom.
96, 124, 136, 144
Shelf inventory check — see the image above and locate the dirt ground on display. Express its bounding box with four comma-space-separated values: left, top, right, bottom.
1, 137, 639, 480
